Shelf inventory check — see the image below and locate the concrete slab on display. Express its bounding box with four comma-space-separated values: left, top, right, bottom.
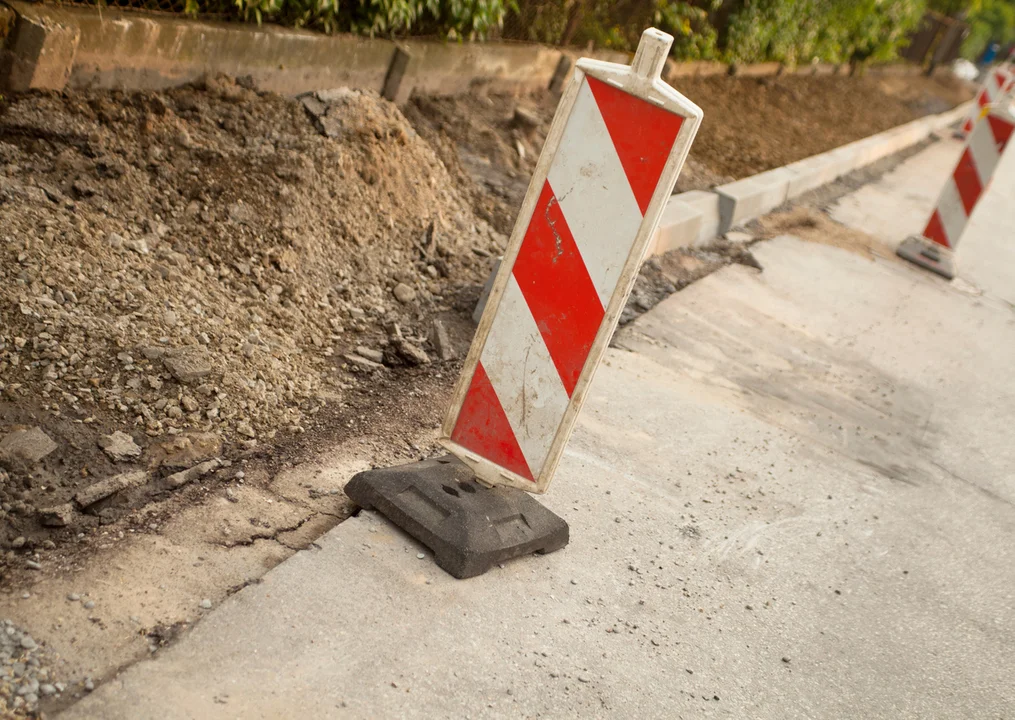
61, 141, 1015, 720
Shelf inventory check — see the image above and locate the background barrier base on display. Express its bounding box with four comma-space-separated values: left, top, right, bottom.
896, 235, 955, 279
345, 455, 569, 579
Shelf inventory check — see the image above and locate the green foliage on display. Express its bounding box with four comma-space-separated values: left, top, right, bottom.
509, 0, 926, 65
962, 0, 1015, 58
183, 0, 513, 38
721, 0, 926, 64
653, 1, 720, 59
927, 0, 980, 16
178, 0, 927, 64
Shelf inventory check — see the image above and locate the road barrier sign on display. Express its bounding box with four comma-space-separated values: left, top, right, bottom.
960, 65, 1014, 138
898, 94, 1015, 278
440, 29, 703, 493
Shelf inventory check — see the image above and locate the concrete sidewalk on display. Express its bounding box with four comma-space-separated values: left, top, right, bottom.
61, 141, 1015, 719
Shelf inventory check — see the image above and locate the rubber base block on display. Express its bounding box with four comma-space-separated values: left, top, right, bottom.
345, 456, 569, 579
896, 235, 955, 279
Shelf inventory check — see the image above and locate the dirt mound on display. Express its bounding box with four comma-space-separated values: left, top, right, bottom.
0, 77, 501, 548
676, 72, 971, 180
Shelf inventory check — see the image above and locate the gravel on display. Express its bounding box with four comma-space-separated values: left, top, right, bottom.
0, 618, 63, 716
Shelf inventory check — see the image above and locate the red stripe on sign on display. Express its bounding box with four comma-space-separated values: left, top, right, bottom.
450, 362, 534, 481
952, 148, 983, 216
987, 114, 1015, 150
977, 89, 990, 109
924, 210, 951, 248
586, 76, 684, 215
512, 181, 604, 397
963, 118, 974, 135
995, 70, 1009, 90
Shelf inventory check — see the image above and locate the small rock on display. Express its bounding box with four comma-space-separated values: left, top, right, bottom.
151, 432, 222, 469
19, 636, 36, 650
236, 422, 256, 438
578, 674, 590, 683
162, 346, 213, 384
11, 536, 26, 549
782, 656, 791, 664
84, 678, 94, 692
98, 431, 142, 462
416, 553, 425, 560
343, 353, 384, 372
83, 600, 95, 610
40, 683, 56, 696
395, 339, 430, 366
513, 106, 541, 130
199, 599, 213, 609
74, 470, 148, 508
67, 593, 81, 602
393, 283, 416, 304
299, 94, 328, 118
38, 503, 75, 527
429, 318, 455, 361
0, 426, 58, 463
125, 237, 149, 255
165, 458, 222, 490
354, 346, 385, 364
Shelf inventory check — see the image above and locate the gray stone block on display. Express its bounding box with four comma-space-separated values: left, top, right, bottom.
381, 46, 413, 105
0, 11, 79, 92
651, 190, 722, 254
715, 168, 792, 233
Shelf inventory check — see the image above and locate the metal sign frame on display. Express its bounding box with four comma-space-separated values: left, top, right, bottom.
440, 29, 703, 493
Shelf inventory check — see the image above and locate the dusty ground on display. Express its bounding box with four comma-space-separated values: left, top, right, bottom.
406, 72, 970, 234
0, 68, 967, 719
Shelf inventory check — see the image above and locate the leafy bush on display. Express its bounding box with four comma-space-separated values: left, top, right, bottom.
508, 0, 926, 64
961, 0, 1015, 59
183, 0, 514, 38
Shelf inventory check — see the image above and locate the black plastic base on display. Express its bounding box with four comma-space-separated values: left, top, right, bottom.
896, 235, 955, 279
345, 456, 569, 579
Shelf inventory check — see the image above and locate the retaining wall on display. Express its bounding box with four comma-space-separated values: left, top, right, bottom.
0, 0, 927, 98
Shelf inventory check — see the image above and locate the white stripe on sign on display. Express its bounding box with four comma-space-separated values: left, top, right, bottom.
967, 120, 1002, 187
936, 179, 967, 246
479, 275, 570, 478
548, 80, 644, 308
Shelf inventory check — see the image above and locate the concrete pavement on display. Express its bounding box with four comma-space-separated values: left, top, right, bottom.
60, 138, 1015, 719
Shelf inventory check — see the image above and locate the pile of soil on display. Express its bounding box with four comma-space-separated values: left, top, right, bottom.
407, 72, 970, 232
0, 77, 501, 557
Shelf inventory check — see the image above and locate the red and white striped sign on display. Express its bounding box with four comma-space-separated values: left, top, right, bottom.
440, 29, 702, 493
961, 65, 1014, 137
924, 102, 1014, 250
